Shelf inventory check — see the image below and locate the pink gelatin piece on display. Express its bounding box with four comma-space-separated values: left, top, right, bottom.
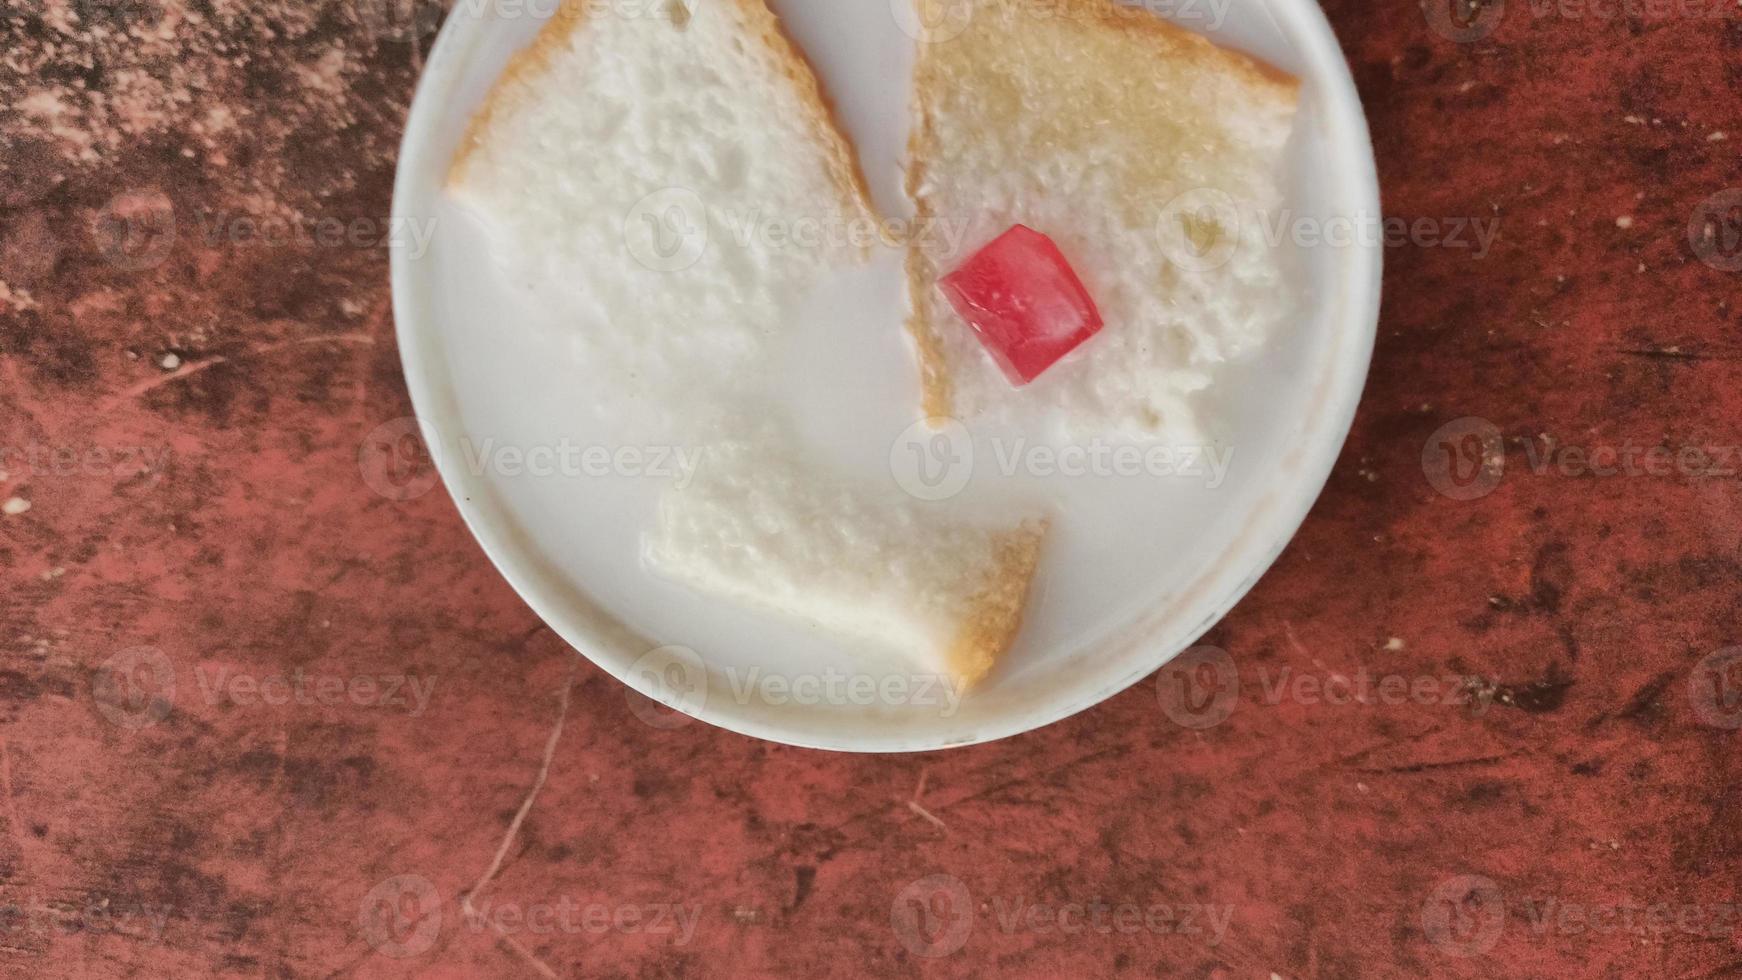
937, 224, 1104, 386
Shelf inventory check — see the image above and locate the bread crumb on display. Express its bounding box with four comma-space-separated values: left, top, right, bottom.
160, 352, 181, 370
2, 497, 30, 516
1615, 215, 1633, 229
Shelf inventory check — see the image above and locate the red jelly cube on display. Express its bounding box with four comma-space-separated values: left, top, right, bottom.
937, 224, 1104, 386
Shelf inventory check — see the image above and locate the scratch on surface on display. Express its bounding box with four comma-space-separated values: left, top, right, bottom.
906, 801, 946, 831
105, 333, 377, 408
463, 656, 577, 906
0, 738, 34, 886
1282, 620, 1309, 658
460, 655, 577, 977
1331, 725, 1444, 768
494, 930, 559, 979
1614, 346, 1742, 362
265, 726, 290, 977
1352, 754, 1513, 775
934, 743, 1131, 813
906, 768, 946, 832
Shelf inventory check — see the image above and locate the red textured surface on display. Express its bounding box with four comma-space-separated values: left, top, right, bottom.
2, 0, 1741, 977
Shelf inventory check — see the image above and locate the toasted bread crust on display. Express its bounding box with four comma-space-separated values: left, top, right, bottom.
1045, 0, 1300, 100
445, 0, 588, 190
903, 247, 956, 422
945, 518, 1047, 688
447, 0, 876, 242
902, 0, 1300, 422
901, 37, 951, 424
720, 0, 878, 238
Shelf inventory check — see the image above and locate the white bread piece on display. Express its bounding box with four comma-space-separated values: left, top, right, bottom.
451, 0, 1049, 689
448, 0, 876, 392
646, 443, 1046, 690
905, 0, 1300, 441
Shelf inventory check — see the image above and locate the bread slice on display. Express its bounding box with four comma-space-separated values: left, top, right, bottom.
448, 0, 877, 387
646, 443, 1046, 690
904, 0, 1300, 441
448, 0, 870, 202
450, 1, 1045, 690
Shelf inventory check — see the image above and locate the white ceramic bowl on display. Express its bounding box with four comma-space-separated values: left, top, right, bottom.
389, 0, 1381, 751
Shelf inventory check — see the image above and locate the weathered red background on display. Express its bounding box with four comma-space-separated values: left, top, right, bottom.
2, 0, 1741, 975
